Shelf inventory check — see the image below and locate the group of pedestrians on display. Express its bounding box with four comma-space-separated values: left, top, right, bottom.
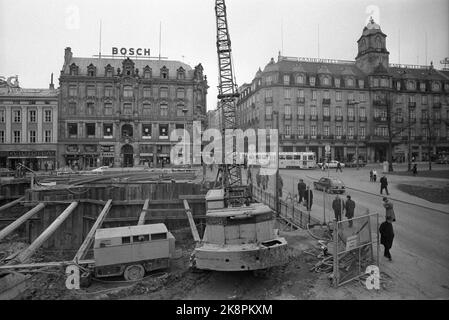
297, 179, 313, 211
331, 194, 355, 227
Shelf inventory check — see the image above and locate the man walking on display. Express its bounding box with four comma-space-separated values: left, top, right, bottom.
332, 194, 344, 222
304, 186, 313, 211
336, 162, 343, 172
344, 195, 355, 227
380, 175, 389, 195
297, 179, 306, 204
379, 217, 395, 261
382, 197, 396, 222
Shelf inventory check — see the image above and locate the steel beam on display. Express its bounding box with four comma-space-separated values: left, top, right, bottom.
138, 199, 150, 225
184, 200, 200, 242
0, 203, 45, 241
0, 197, 25, 213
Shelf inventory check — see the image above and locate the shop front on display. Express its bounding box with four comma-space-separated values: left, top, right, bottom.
100, 145, 115, 167
7, 150, 56, 171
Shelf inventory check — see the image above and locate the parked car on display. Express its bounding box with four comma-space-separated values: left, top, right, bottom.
344, 159, 367, 168
317, 160, 345, 169
313, 177, 346, 194
436, 157, 449, 164
91, 166, 110, 172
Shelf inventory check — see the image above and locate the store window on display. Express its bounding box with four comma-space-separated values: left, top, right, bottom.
86, 123, 96, 137
68, 123, 78, 138
159, 124, 169, 138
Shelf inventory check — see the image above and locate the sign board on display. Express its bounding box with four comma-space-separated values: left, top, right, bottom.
345, 235, 358, 251
112, 47, 151, 56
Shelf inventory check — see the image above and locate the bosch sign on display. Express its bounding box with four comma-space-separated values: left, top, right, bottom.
112, 47, 151, 56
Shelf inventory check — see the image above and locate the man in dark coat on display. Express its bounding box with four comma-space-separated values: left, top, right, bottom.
379, 217, 394, 261
297, 179, 306, 204
380, 175, 389, 195
344, 195, 356, 227
304, 186, 313, 211
332, 194, 343, 222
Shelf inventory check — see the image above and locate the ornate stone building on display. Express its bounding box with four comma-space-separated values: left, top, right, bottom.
0, 78, 58, 170
58, 48, 208, 168
236, 19, 449, 163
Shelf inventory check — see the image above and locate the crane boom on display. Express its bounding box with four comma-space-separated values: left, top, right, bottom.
214, 0, 248, 206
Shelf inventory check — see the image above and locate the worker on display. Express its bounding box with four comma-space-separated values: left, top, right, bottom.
344, 195, 356, 227
382, 197, 396, 222
332, 194, 343, 222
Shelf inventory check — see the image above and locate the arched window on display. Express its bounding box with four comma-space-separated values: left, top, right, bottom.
375, 37, 382, 49
121, 124, 133, 137
160, 66, 169, 79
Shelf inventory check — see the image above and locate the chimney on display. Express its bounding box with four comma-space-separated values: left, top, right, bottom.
64, 47, 73, 67
49, 73, 55, 90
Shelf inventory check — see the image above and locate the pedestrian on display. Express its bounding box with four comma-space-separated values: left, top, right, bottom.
379, 217, 395, 261
336, 162, 342, 172
369, 169, 373, 182
380, 175, 389, 195
44, 162, 48, 172
332, 194, 344, 222
297, 179, 306, 204
345, 195, 356, 227
372, 169, 377, 182
382, 197, 396, 222
304, 186, 313, 211
277, 174, 283, 198
412, 164, 417, 176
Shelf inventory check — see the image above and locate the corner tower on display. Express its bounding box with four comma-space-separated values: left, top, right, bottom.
355, 17, 390, 74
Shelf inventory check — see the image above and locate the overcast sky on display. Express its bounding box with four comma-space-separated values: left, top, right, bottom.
1, 0, 448, 110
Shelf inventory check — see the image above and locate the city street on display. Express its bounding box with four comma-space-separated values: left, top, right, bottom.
278, 164, 449, 298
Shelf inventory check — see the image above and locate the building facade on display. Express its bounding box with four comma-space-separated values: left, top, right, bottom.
236, 19, 449, 163
0, 80, 59, 170
58, 48, 208, 169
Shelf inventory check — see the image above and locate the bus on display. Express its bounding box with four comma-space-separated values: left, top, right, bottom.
278, 152, 316, 169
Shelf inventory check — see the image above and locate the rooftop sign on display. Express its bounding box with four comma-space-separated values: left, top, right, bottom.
112, 47, 151, 56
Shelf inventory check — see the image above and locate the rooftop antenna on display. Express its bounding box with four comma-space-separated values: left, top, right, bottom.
159, 21, 162, 60
98, 20, 102, 59
317, 24, 320, 59
398, 29, 400, 64
281, 20, 284, 56
425, 31, 428, 66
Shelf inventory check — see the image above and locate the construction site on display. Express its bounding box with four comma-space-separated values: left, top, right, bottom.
0, 0, 391, 300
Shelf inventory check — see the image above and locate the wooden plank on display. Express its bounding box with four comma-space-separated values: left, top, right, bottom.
73, 199, 112, 262
12, 202, 78, 264
0, 203, 45, 241
138, 199, 150, 225
0, 196, 25, 213
184, 200, 201, 243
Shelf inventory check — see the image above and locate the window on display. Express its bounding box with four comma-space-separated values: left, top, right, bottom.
151, 233, 167, 241
421, 95, 427, 105
335, 78, 340, 87
312, 90, 317, 100
296, 75, 304, 84
45, 130, 51, 143
395, 108, 403, 121
336, 91, 342, 101
86, 123, 96, 137
266, 75, 273, 85
14, 131, 21, 143
68, 123, 78, 137
311, 125, 317, 136
123, 103, 132, 115
69, 86, 77, 97
86, 103, 95, 116
141, 103, 151, 115
373, 78, 379, 87
348, 107, 354, 117
310, 106, 317, 116
29, 130, 36, 143
0, 110, 4, 122
284, 105, 291, 117
359, 92, 366, 102
347, 78, 354, 87
283, 75, 290, 85
44, 110, 52, 122
123, 86, 133, 98
159, 124, 169, 138
309, 76, 316, 86
177, 88, 185, 99
298, 125, 305, 135
87, 86, 96, 97
104, 103, 113, 115
0, 131, 4, 143
160, 103, 168, 117
122, 237, 131, 244
358, 80, 364, 88
142, 87, 152, 99
13, 110, 21, 122
29, 110, 36, 123
160, 87, 168, 99
433, 110, 441, 120
68, 103, 77, 115
323, 106, 330, 117
336, 126, 342, 136
144, 68, 152, 79
324, 126, 330, 137
420, 82, 426, 92
177, 105, 188, 117
408, 95, 415, 103
396, 82, 401, 90
410, 109, 416, 121
323, 91, 330, 99
106, 68, 113, 77
359, 127, 365, 138
103, 124, 113, 137
133, 234, 150, 242
396, 95, 402, 104
142, 124, 152, 138
360, 107, 366, 118
104, 86, 113, 97
266, 105, 272, 115
298, 89, 305, 98
406, 81, 415, 90
348, 126, 354, 137
323, 77, 330, 86
298, 106, 304, 116
285, 125, 291, 135
433, 95, 440, 103
336, 106, 342, 117
283, 88, 291, 99
348, 92, 354, 101
161, 67, 169, 79
432, 82, 440, 92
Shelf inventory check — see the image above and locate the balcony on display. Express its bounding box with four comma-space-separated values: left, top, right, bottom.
322, 135, 332, 140
373, 99, 387, 106
322, 115, 331, 121
359, 116, 367, 122
347, 116, 355, 122
347, 135, 354, 140
408, 102, 416, 108
310, 115, 318, 121
265, 97, 273, 103
335, 116, 343, 122
347, 99, 356, 105
335, 135, 342, 140
281, 134, 293, 140
322, 98, 331, 105
297, 135, 305, 139
297, 114, 305, 120
297, 97, 305, 104
310, 135, 317, 140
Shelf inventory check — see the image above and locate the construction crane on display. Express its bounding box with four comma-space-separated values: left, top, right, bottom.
214, 0, 248, 207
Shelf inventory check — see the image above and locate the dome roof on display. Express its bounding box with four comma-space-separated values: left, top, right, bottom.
366, 17, 381, 30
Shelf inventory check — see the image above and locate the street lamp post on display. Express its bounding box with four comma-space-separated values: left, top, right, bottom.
407, 106, 412, 171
